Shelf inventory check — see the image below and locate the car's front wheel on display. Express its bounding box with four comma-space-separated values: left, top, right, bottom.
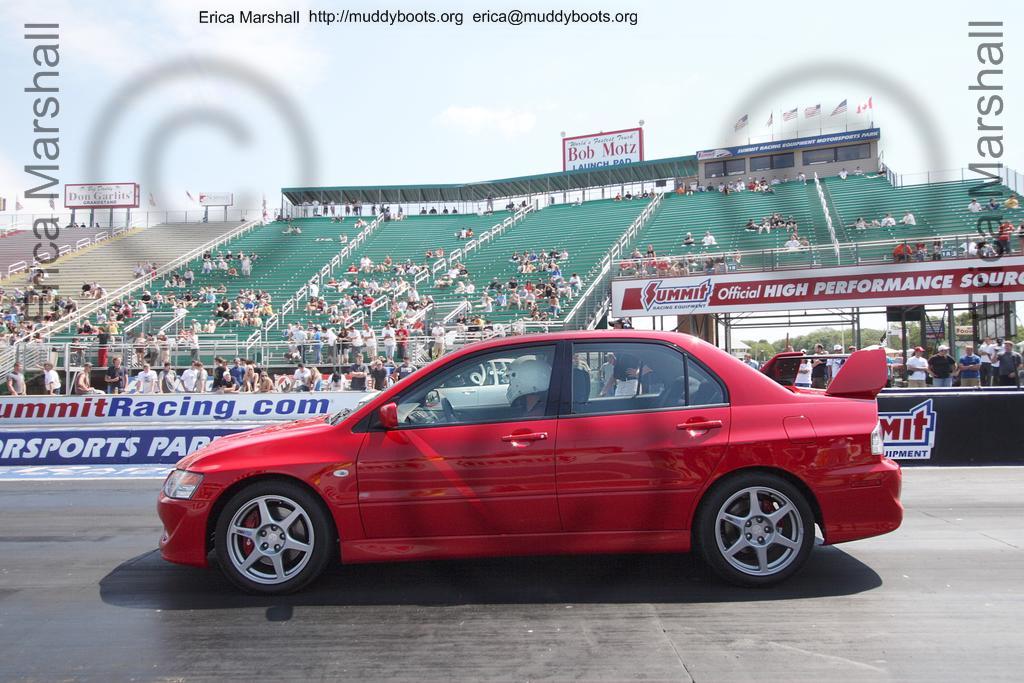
214, 480, 333, 594
697, 472, 815, 587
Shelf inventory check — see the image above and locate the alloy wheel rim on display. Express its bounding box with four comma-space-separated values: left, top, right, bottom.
714, 486, 803, 576
226, 494, 315, 585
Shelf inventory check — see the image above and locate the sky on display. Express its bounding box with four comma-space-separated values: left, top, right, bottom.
0, 0, 1020, 340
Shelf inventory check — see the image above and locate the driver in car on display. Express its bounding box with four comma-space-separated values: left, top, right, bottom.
506, 356, 552, 417
601, 353, 654, 397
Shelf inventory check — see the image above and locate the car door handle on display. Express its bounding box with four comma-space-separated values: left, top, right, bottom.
501, 432, 548, 443
677, 419, 723, 431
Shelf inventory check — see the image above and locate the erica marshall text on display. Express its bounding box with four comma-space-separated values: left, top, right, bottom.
199, 10, 300, 24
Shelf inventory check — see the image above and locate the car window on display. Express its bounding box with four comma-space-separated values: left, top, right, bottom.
570, 342, 725, 414
395, 345, 556, 426
686, 358, 726, 406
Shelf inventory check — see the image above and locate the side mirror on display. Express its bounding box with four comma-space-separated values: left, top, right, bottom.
379, 402, 399, 429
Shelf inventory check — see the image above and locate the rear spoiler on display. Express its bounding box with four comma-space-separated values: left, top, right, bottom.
760, 347, 887, 400
826, 347, 887, 400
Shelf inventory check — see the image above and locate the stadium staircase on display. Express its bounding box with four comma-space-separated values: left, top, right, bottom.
14, 221, 250, 309
0, 223, 115, 282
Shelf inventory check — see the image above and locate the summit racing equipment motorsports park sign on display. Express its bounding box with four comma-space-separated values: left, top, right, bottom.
612, 257, 1024, 317
563, 127, 644, 171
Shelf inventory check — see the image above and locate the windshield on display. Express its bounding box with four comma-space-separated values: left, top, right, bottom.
327, 391, 378, 425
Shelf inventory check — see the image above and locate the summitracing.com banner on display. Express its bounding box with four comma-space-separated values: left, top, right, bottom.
611, 257, 1024, 317
0, 392, 369, 427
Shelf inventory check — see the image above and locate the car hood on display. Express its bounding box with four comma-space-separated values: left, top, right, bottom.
178, 416, 333, 471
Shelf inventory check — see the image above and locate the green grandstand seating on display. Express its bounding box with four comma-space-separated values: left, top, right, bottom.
275, 199, 650, 329
821, 174, 1018, 262
451, 199, 651, 324
104, 217, 367, 339
632, 182, 836, 270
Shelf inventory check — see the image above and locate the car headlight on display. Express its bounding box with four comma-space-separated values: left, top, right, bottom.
870, 422, 884, 457
162, 469, 204, 499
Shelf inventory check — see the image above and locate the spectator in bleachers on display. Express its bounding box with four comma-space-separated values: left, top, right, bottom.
967, 198, 983, 213
880, 213, 897, 227
839, 168, 848, 180
892, 241, 913, 263
702, 231, 717, 247
852, 217, 868, 230
1005, 194, 1019, 210
901, 211, 917, 226
995, 219, 1014, 255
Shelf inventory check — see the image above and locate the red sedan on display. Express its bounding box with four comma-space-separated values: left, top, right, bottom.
158, 331, 902, 594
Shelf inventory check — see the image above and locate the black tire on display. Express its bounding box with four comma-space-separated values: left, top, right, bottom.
214, 479, 334, 594
696, 471, 815, 587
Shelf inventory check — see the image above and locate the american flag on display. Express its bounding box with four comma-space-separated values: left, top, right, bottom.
805, 104, 821, 118
734, 114, 748, 131
857, 96, 873, 114
782, 108, 797, 122
765, 112, 773, 127
831, 99, 848, 116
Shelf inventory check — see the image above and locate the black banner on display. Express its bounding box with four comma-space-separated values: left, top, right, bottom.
877, 389, 1024, 466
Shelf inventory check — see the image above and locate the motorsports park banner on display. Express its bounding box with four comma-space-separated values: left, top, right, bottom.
0, 392, 370, 466
612, 256, 1024, 317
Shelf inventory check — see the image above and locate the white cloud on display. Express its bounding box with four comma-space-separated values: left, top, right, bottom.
435, 106, 537, 137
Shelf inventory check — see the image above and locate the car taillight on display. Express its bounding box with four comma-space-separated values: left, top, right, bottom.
870, 422, 884, 457
162, 469, 204, 499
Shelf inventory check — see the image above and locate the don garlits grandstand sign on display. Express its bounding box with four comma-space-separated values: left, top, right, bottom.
64, 182, 140, 209
611, 256, 1024, 316
563, 127, 644, 171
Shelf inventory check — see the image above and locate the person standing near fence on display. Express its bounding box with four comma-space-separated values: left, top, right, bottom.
958, 345, 982, 388
7, 362, 26, 396
97, 327, 110, 368
906, 347, 929, 388
996, 341, 1022, 387
928, 345, 957, 388
978, 336, 997, 386
104, 357, 126, 394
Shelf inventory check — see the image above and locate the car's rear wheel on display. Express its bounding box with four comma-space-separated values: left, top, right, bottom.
697, 472, 815, 587
214, 480, 333, 594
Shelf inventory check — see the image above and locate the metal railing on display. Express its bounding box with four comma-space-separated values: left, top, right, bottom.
2, 225, 130, 281
20, 219, 262, 342
0, 208, 274, 232
813, 172, 842, 262
883, 165, 1023, 191
612, 228, 1020, 280
561, 192, 664, 329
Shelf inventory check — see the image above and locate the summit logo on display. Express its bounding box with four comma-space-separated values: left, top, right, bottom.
641, 278, 713, 312
879, 399, 937, 460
